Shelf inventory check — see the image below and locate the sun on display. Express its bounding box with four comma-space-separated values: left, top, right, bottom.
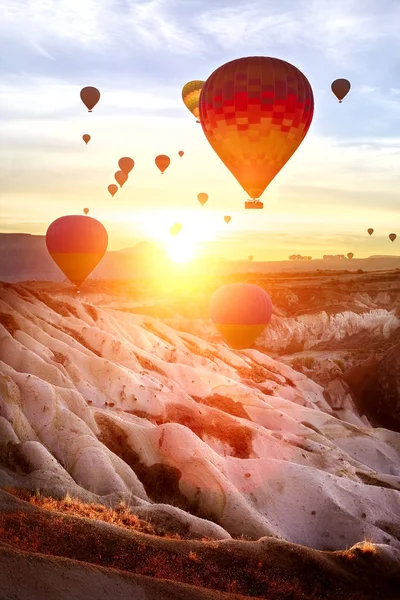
167, 237, 195, 263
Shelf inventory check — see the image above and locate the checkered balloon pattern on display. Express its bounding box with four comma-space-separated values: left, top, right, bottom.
199, 57, 314, 200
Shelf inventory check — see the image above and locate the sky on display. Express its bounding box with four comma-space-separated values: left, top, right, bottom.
1, 0, 400, 262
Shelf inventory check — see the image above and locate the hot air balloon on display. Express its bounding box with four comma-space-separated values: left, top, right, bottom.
331, 79, 351, 103
197, 193, 208, 206
108, 184, 118, 197
389, 233, 397, 242
170, 223, 182, 236
249, 255, 253, 261
82, 134, 91, 145
182, 80, 204, 123
115, 170, 128, 187
118, 157, 135, 174
46, 216, 108, 288
155, 155, 170, 174
210, 283, 272, 349
367, 228, 374, 236
199, 57, 314, 209
178, 151, 184, 157
83, 208, 89, 215
347, 252, 354, 260
224, 216, 231, 224
80, 87, 100, 112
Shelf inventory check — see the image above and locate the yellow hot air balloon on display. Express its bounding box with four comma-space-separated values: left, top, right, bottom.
82, 134, 91, 144
182, 80, 204, 123
155, 155, 170, 174
199, 57, 314, 209
331, 79, 351, 103
114, 171, 128, 187
224, 216, 231, 224
197, 193, 208, 207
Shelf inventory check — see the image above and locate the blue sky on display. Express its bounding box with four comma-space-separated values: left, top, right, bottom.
1, 0, 400, 260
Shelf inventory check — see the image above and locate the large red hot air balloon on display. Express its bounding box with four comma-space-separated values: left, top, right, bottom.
199, 57, 314, 207
46, 216, 108, 288
210, 283, 272, 349
155, 155, 170, 174
80, 87, 100, 112
115, 170, 128, 187
108, 184, 118, 197
118, 157, 135, 174
82, 134, 91, 144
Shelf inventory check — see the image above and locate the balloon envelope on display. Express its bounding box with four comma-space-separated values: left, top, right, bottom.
115, 170, 128, 187
367, 228, 374, 236
182, 80, 204, 120
199, 56, 314, 200
210, 283, 272, 349
389, 233, 397, 242
46, 215, 108, 288
347, 252, 354, 259
80, 87, 100, 112
118, 157, 135, 174
108, 184, 118, 197
224, 216, 231, 223
331, 79, 351, 102
82, 134, 91, 144
197, 192, 208, 206
155, 155, 170, 174
178, 150, 184, 157
170, 223, 182, 236
83, 208, 89, 215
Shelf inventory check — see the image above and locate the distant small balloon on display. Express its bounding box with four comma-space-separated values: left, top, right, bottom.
389, 233, 397, 242
108, 184, 118, 197
197, 193, 208, 207
155, 155, 170, 174
347, 252, 354, 259
118, 157, 135, 174
80, 87, 100, 112
367, 228, 374, 236
170, 223, 182, 236
178, 151, 184, 157
115, 170, 128, 187
83, 208, 89, 215
224, 216, 231, 224
82, 134, 91, 144
331, 79, 351, 103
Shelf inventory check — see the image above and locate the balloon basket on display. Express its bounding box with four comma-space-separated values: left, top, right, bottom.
245, 200, 264, 209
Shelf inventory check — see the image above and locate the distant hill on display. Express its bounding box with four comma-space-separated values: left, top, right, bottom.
1, 232, 400, 282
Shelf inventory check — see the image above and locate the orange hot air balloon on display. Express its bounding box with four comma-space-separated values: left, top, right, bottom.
80, 87, 101, 112
178, 150, 184, 157
46, 215, 108, 288
82, 134, 91, 144
389, 233, 397, 242
155, 155, 170, 174
367, 228, 374, 236
170, 223, 182, 236
108, 184, 118, 197
224, 216, 231, 223
347, 252, 354, 259
83, 208, 89, 215
331, 79, 351, 103
182, 80, 205, 123
199, 57, 314, 203
118, 157, 135, 174
197, 192, 208, 206
115, 170, 128, 187
210, 283, 272, 349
